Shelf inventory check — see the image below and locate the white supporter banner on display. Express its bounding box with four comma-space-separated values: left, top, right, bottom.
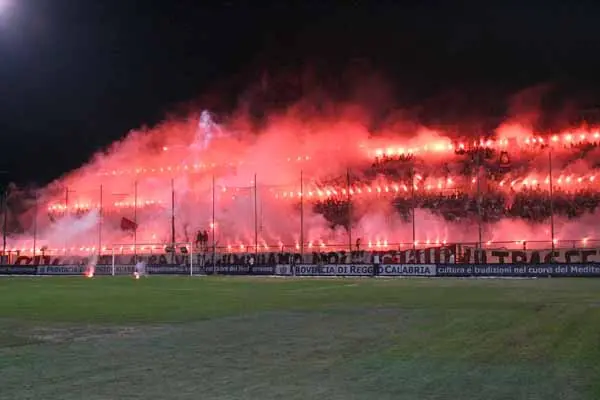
10, 246, 457, 266
462, 247, 600, 264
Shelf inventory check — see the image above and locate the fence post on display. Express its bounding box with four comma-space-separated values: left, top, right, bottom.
171, 179, 176, 256
411, 164, 416, 262
64, 187, 69, 255
212, 174, 216, 275
111, 247, 115, 276
190, 242, 193, 277
346, 169, 352, 254
476, 148, 483, 249
1, 187, 6, 261
134, 181, 138, 259
33, 193, 37, 261
548, 149, 555, 255
98, 185, 103, 257
300, 170, 304, 257
254, 173, 258, 257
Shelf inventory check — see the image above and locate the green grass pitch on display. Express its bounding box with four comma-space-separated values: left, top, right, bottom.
1, 276, 600, 399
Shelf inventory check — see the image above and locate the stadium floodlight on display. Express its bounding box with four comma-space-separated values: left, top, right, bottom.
0, 0, 14, 19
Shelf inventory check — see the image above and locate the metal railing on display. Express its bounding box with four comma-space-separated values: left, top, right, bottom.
3, 238, 599, 265
1, 143, 599, 261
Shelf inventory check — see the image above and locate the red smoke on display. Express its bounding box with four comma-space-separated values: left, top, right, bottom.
5, 106, 600, 256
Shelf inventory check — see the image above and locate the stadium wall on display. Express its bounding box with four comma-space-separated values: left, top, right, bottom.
2, 263, 600, 277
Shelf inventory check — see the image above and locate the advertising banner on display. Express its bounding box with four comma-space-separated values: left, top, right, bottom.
290, 264, 436, 276
206, 265, 276, 275
7, 262, 600, 278
436, 264, 600, 277
37, 265, 133, 276
0, 266, 37, 275
32, 264, 276, 276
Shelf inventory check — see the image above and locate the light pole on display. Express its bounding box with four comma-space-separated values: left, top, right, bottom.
548, 148, 555, 254
1, 188, 7, 262
0, 171, 9, 263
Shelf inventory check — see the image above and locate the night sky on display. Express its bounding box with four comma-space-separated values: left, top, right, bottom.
2, 1, 600, 186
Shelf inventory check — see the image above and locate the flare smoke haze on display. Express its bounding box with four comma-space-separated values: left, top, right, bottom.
5, 91, 600, 256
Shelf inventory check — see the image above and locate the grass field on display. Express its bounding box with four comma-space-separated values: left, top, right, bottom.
1, 276, 600, 400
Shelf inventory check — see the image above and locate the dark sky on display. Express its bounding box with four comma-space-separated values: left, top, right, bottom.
1, 0, 600, 185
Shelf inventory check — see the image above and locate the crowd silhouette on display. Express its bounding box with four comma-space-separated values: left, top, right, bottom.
312, 143, 600, 229
313, 189, 600, 229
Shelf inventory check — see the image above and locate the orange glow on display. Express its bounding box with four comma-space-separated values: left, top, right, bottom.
85, 266, 95, 278
11, 110, 600, 255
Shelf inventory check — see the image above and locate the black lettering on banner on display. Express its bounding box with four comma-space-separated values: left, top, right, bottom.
460, 248, 471, 264
378, 264, 435, 276
327, 252, 338, 264
511, 251, 527, 264
528, 251, 541, 264
341, 252, 350, 263
422, 249, 431, 264
377, 250, 397, 264
581, 250, 597, 263
399, 250, 408, 264
6, 249, 428, 267
465, 248, 600, 264
473, 249, 480, 264
564, 250, 579, 264
543, 251, 557, 263
490, 250, 509, 264
9, 247, 600, 268
291, 264, 436, 276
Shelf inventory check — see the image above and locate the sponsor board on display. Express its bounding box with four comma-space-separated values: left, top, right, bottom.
0, 265, 37, 275
437, 264, 600, 277
290, 264, 436, 276
32, 264, 276, 276
6, 263, 600, 277
37, 265, 198, 276
37, 265, 134, 276
378, 264, 436, 276
291, 265, 373, 276
206, 265, 276, 275
146, 265, 194, 275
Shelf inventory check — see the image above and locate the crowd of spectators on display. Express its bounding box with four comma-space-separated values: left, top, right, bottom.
313, 144, 600, 228
414, 188, 599, 222
314, 189, 600, 228
313, 198, 352, 229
